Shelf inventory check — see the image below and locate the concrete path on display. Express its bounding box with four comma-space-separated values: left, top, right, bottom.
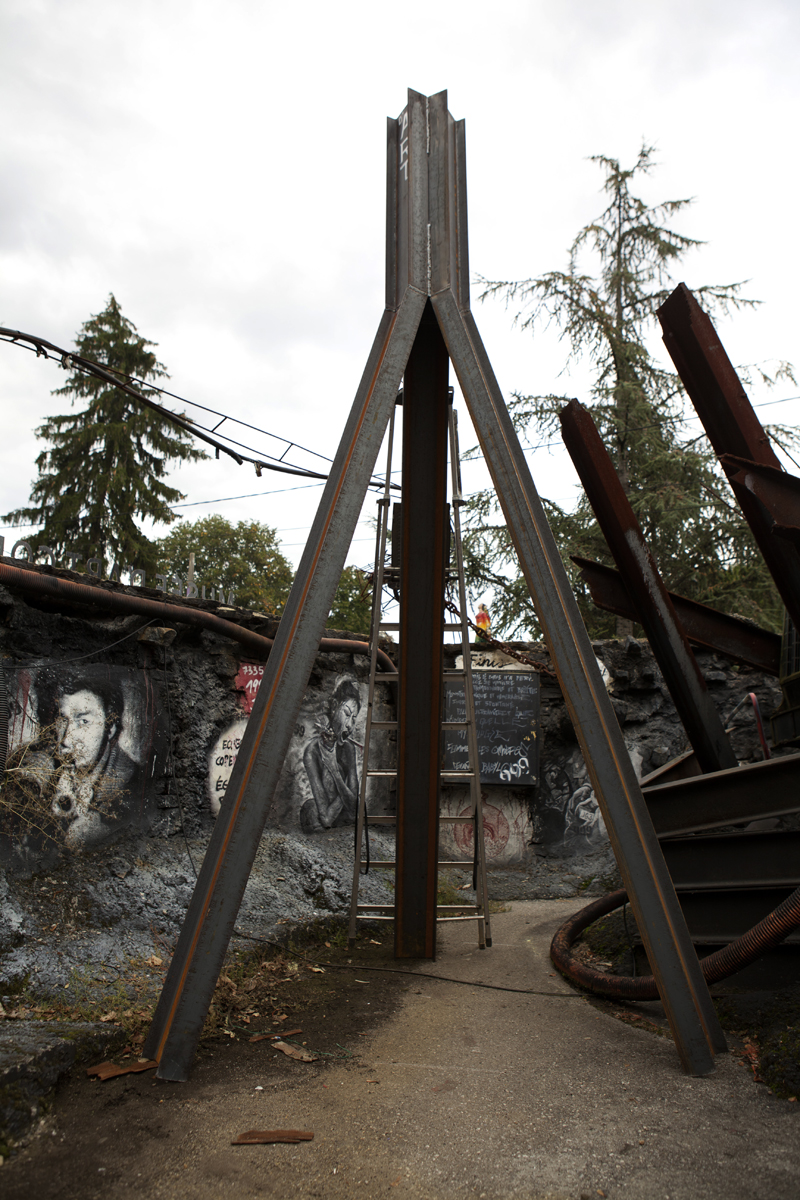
4, 900, 799, 1198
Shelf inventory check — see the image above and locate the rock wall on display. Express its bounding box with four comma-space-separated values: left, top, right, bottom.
0, 563, 789, 994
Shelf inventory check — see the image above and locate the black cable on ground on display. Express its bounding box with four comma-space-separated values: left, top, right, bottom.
231, 926, 584, 997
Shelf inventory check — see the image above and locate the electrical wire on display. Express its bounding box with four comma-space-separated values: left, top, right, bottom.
0, 327, 397, 494
5, 618, 158, 666
170, 481, 326, 509
231, 927, 585, 997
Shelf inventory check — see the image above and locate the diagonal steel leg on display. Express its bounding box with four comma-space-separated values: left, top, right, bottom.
144, 288, 427, 1081
432, 289, 726, 1076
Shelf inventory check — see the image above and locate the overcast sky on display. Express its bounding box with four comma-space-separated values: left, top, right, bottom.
2, 0, 799, 578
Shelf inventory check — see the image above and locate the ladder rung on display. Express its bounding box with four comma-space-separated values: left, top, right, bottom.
443, 669, 466, 678
442, 720, 470, 729
441, 771, 475, 781
363, 814, 397, 824
370, 720, 398, 730
441, 814, 477, 824
358, 860, 395, 868
443, 623, 465, 631
366, 770, 397, 778
356, 904, 396, 913
378, 671, 399, 681
379, 623, 400, 631
438, 860, 475, 868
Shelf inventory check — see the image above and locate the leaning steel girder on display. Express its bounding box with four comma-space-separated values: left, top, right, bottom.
658, 284, 800, 629
559, 399, 737, 774
145, 91, 725, 1081
572, 556, 781, 676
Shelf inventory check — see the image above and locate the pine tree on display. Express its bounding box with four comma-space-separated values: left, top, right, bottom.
466, 146, 794, 638
154, 514, 294, 615
3, 295, 205, 574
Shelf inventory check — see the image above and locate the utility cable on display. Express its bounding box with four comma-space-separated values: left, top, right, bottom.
231, 927, 584, 997
4, 618, 158, 667
0, 327, 397, 493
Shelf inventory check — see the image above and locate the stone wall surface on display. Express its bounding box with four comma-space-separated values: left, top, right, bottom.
0, 564, 790, 999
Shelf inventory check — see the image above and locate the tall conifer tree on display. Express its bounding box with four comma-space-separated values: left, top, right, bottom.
466, 147, 794, 637
4, 295, 205, 574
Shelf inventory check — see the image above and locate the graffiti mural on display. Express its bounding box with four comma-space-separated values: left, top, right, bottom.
2, 664, 166, 864
534, 750, 610, 855
208, 663, 395, 833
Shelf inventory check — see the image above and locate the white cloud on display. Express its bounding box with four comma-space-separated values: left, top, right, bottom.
1, 0, 798, 566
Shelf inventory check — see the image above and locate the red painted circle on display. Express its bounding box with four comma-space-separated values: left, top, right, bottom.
453, 802, 509, 858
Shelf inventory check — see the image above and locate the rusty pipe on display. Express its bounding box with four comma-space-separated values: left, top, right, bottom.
0, 562, 395, 672
551, 886, 800, 1000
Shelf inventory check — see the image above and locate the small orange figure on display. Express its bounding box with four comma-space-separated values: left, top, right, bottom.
474, 603, 490, 642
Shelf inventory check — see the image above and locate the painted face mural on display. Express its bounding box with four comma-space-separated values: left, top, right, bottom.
55, 689, 110, 770
2, 665, 165, 863
299, 680, 363, 834
208, 667, 374, 834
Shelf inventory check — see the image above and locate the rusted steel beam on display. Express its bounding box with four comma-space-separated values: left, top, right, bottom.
658, 284, 782, 468
148, 90, 726, 1082
661, 830, 800, 891
658, 284, 800, 628
721, 454, 800, 528
572, 555, 781, 676
644, 751, 800, 836
674, 889, 800, 946
434, 304, 725, 1071
395, 302, 449, 960
560, 400, 737, 773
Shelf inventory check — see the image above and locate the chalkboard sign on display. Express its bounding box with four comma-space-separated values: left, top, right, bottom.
442, 671, 540, 785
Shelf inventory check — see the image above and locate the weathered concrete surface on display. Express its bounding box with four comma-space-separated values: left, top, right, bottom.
2, 901, 798, 1198
0, 1020, 124, 1145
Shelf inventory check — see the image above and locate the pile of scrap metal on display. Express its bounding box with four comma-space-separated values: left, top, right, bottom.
552, 283, 800, 994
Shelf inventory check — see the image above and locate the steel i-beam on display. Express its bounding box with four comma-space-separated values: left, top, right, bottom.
571, 556, 781, 676
658, 284, 800, 628
395, 302, 449, 959
145, 90, 726, 1081
559, 399, 737, 773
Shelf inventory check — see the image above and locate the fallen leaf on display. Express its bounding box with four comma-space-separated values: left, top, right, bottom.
308, 966, 325, 974
145, 955, 163, 968
87, 1060, 158, 1081
273, 1040, 318, 1062
368, 939, 382, 944
250, 1028, 302, 1043
232, 1129, 313, 1145
366, 1079, 380, 1084
99, 1012, 117, 1023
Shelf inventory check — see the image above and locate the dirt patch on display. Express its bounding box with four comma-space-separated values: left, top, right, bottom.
0, 922, 414, 1195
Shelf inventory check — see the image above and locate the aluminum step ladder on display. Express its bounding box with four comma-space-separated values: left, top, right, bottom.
348, 398, 492, 949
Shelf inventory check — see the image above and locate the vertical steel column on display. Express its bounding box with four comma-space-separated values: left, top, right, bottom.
559, 399, 737, 773
145, 89, 728, 1082
395, 303, 450, 959
658, 283, 800, 628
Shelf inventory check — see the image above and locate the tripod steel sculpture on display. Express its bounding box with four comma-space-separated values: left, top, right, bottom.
145, 90, 726, 1080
